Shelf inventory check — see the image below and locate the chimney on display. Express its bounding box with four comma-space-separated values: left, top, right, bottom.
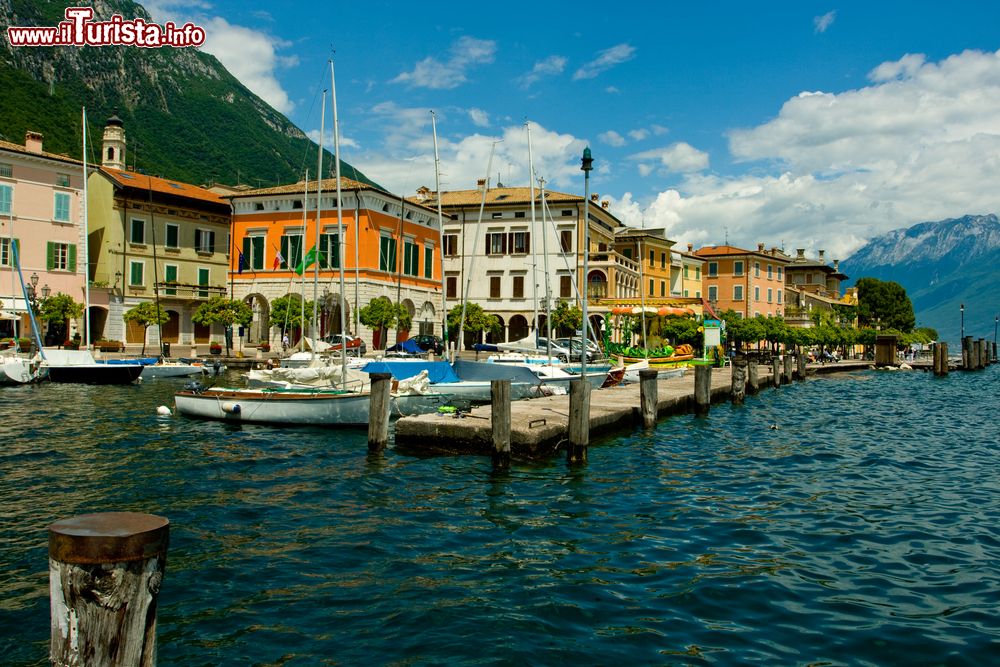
477, 178, 487, 188
818, 249, 825, 262
601, 201, 609, 209
687, 243, 693, 252
757, 242, 764, 252
591, 193, 599, 202
24, 131, 43, 154
796, 248, 805, 260
833, 259, 840, 271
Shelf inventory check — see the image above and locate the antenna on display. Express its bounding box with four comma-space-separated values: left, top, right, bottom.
724, 226, 729, 245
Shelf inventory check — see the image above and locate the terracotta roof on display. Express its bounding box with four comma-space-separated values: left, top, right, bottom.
101, 167, 228, 207
411, 186, 583, 208
694, 244, 791, 262
230, 176, 378, 198
0, 139, 83, 167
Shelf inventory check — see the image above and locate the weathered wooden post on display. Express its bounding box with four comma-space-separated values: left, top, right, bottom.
783, 353, 794, 384
962, 336, 973, 370
979, 338, 987, 368
694, 364, 712, 415
771, 357, 781, 388
795, 348, 807, 381
567, 379, 591, 464
932, 342, 943, 376
940, 342, 949, 376
50, 512, 169, 667
993, 341, 997, 364
730, 359, 747, 405
490, 379, 511, 469
746, 359, 760, 394
875, 335, 898, 367
639, 369, 658, 428
367, 372, 392, 452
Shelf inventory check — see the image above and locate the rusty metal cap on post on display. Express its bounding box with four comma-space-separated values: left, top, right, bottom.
49, 512, 170, 565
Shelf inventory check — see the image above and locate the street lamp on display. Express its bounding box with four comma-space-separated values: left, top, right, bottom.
26, 272, 40, 311
580, 146, 593, 375
960, 303, 965, 341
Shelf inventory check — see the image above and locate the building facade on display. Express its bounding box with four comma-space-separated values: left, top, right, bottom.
696, 244, 790, 319
230, 178, 442, 351
674, 243, 706, 299
783, 248, 851, 327
0, 131, 86, 344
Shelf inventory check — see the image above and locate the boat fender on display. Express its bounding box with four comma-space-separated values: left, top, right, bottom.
438, 405, 457, 414
221, 402, 241, 415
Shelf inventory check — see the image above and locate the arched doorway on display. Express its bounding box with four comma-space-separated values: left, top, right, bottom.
396, 298, 415, 344
418, 301, 436, 336
244, 293, 271, 343
508, 314, 529, 341
486, 315, 505, 344
87, 306, 108, 341
587, 270, 608, 299
162, 310, 180, 343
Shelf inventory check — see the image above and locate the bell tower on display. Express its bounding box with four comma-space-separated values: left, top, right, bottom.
101, 113, 126, 170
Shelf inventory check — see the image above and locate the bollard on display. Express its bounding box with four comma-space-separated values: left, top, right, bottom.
694, 364, 712, 415
491, 379, 511, 469
771, 357, 781, 388
367, 373, 392, 452
730, 359, 747, 405
783, 353, 795, 384
50, 512, 169, 667
639, 369, 658, 428
932, 342, 942, 376
795, 349, 807, 381
941, 342, 949, 376
746, 360, 760, 394
567, 379, 591, 464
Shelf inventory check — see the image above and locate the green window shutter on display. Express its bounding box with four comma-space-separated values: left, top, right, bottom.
68, 244, 77, 273
424, 246, 433, 279
46, 242, 54, 270
280, 236, 289, 268
252, 237, 264, 270
242, 236, 250, 261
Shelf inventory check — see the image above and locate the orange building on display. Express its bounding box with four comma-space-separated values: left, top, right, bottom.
695, 243, 791, 318
229, 177, 443, 350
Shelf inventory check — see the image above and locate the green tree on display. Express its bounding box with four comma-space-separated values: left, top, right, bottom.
856, 277, 916, 332
447, 303, 500, 349
192, 297, 252, 355
38, 293, 83, 347
360, 297, 410, 350
658, 316, 702, 347
123, 302, 170, 356
269, 294, 315, 336
549, 300, 583, 337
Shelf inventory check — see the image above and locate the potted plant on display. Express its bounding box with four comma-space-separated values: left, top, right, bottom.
259, 342, 271, 353
0, 338, 11, 350
63, 339, 80, 350
209, 341, 223, 355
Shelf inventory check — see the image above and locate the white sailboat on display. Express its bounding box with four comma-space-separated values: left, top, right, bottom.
2, 236, 46, 384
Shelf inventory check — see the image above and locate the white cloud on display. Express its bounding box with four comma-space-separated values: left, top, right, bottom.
468, 108, 490, 127
517, 55, 567, 88
651, 124, 669, 136
599, 130, 626, 147
391, 36, 497, 89
573, 43, 636, 80
630, 142, 710, 173
610, 49, 1000, 259
606, 86, 621, 94
814, 11, 836, 34
629, 128, 649, 141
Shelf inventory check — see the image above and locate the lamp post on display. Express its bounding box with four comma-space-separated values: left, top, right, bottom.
26, 272, 39, 311
960, 303, 965, 341
580, 146, 593, 376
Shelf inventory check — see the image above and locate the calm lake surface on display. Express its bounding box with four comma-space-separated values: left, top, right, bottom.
1, 367, 998, 665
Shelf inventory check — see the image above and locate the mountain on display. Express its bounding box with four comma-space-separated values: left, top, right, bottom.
840, 214, 1000, 344
0, 0, 377, 189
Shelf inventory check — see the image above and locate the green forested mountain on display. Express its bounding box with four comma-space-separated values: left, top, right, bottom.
0, 0, 377, 188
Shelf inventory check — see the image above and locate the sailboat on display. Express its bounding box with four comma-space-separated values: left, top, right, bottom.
42, 108, 143, 384
1, 236, 46, 384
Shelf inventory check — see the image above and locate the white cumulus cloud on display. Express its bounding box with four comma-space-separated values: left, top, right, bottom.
630, 143, 710, 174
814, 11, 836, 34
573, 43, 636, 80
391, 37, 497, 89
517, 55, 567, 88
599, 130, 626, 147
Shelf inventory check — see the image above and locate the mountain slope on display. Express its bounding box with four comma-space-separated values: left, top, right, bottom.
0, 0, 377, 188
841, 214, 1000, 343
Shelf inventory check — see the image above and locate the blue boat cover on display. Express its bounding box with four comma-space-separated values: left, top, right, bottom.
451, 359, 540, 384
362, 360, 462, 384
386, 338, 422, 354
102, 357, 159, 366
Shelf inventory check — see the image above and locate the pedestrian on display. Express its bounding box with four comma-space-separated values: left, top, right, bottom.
282, 332, 289, 351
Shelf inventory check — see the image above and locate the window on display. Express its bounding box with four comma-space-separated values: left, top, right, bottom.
0, 184, 11, 215
514, 211, 525, 219
708, 262, 718, 277
320, 233, 340, 269
684, 289, 689, 297
53, 192, 71, 222
130, 218, 145, 244
660, 252, 666, 269
513, 275, 524, 298
561, 209, 572, 217
403, 240, 419, 276
486, 232, 506, 256
46, 242, 76, 271
0, 238, 18, 266
754, 286, 760, 301
560, 275, 572, 298
491, 212, 502, 219
734, 285, 744, 301
489, 276, 501, 298
424, 246, 434, 279
708, 285, 718, 301
695, 266, 701, 280
56, 173, 70, 187
195, 229, 215, 253
444, 234, 459, 257
560, 230, 573, 253
777, 291, 783, 304
660, 281, 666, 297
683, 265, 689, 279
622, 247, 632, 260
164, 265, 178, 295
511, 231, 530, 254
280, 234, 304, 269
129, 260, 144, 286
198, 268, 210, 298
767, 265, 773, 280
446, 276, 458, 299
696, 291, 701, 298
649, 279, 654, 296
755, 262, 761, 278
649, 249, 655, 267
379, 235, 397, 272
778, 267, 783, 281
0, 163, 11, 178
292, 199, 303, 209
768, 288, 773, 303
734, 260, 744, 276
239, 235, 264, 271
165, 223, 179, 249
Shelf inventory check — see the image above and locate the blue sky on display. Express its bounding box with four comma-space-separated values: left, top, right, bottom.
144, 1, 1000, 260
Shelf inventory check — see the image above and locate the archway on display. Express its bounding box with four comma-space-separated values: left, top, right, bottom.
508, 314, 529, 341
162, 310, 180, 342
396, 298, 416, 344
86, 306, 108, 341
486, 315, 505, 344
243, 293, 271, 343
418, 301, 436, 336
587, 270, 608, 299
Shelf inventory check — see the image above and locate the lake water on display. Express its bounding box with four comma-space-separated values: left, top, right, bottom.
1, 367, 998, 665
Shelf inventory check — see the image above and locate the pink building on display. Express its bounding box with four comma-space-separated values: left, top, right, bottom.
0, 132, 86, 342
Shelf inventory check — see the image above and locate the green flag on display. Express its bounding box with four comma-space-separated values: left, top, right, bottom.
294, 246, 325, 275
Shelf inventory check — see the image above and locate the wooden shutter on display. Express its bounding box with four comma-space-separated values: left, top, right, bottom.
68, 244, 76, 273
46, 242, 54, 270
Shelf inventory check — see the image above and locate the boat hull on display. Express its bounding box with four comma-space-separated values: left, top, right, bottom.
47, 363, 144, 384
0, 357, 44, 384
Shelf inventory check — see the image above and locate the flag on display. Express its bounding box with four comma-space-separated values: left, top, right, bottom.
273, 250, 285, 270
238, 251, 246, 274
294, 246, 325, 275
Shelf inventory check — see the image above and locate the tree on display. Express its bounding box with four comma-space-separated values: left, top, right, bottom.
856, 277, 915, 332
447, 303, 500, 348
38, 292, 83, 347
123, 302, 170, 355
192, 297, 252, 355
657, 316, 702, 347
360, 297, 410, 350
269, 294, 315, 336
549, 300, 583, 337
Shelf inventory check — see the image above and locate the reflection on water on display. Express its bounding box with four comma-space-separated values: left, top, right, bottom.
2, 369, 999, 664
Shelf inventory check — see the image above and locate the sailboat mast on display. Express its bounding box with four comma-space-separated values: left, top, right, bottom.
526, 122, 539, 338
456, 142, 497, 355
330, 60, 347, 376
313, 90, 326, 359
82, 107, 91, 348
430, 111, 449, 360
538, 177, 553, 361
299, 169, 309, 352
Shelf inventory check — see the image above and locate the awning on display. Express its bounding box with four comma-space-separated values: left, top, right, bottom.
0, 311, 17, 321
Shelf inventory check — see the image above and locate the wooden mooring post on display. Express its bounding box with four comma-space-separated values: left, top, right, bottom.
933, 342, 949, 376
746, 359, 760, 394
730, 359, 747, 405
639, 369, 658, 428
962, 336, 973, 370
491, 379, 511, 469
795, 348, 807, 381
367, 373, 392, 452
771, 357, 781, 388
782, 353, 794, 384
49, 512, 169, 667
694, 364, 712, 415
567, 379, 591, 464
979, 338, 988, 368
